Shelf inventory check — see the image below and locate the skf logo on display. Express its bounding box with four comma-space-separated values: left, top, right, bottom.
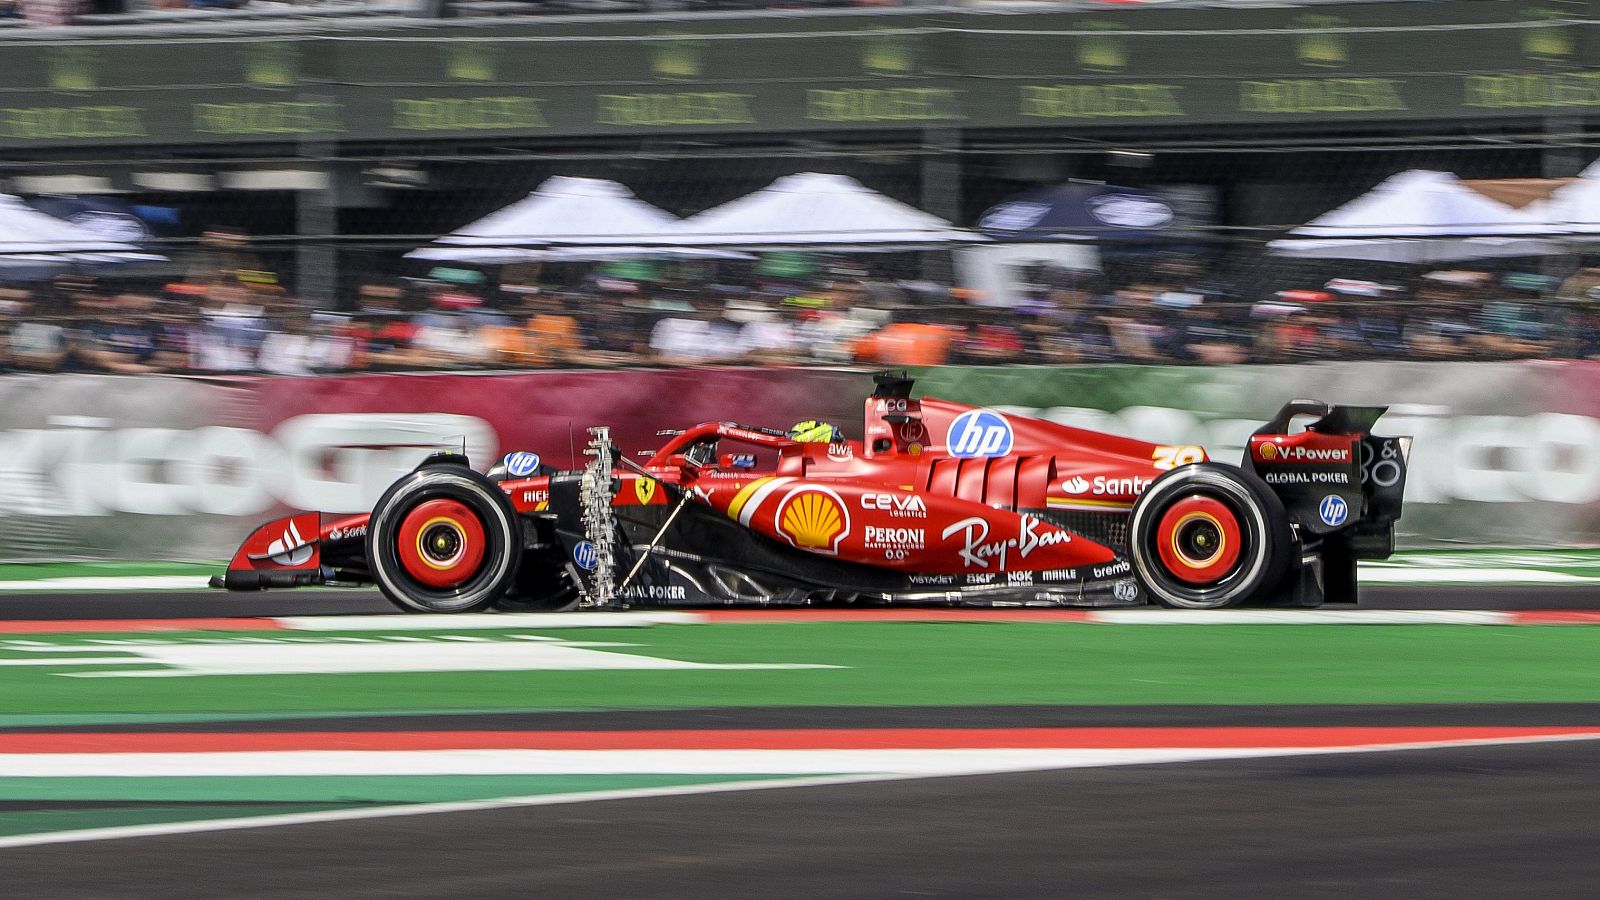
775, 487, 849, 555
635, 478, 658, 505
946, 410, 1014, 459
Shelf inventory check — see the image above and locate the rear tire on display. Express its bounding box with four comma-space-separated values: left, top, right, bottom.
367, 465, 520, 613
1128, 463, 1293, 609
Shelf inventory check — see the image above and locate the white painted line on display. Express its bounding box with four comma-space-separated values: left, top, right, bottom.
274, 611, 708, 631
0, 576, 212, 592
1358, 568, 1594, 584
1088, 609, 1513, 625
9, 732, 1600, 778
0, 774, 888, 851
1, 732, 1598, 849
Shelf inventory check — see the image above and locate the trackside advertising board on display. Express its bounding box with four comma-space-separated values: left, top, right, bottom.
0, 360, 1594, 560
0, 368, 863, 561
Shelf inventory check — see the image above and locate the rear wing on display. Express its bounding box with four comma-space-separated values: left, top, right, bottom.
1245, 399, 1410, 559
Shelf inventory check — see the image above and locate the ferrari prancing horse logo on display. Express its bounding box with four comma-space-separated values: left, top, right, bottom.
635, 478, 658, 505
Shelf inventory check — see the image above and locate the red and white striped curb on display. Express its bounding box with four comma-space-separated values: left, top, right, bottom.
0, 608, 1599, 635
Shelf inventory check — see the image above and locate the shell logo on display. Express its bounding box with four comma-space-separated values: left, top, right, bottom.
775, 486, 850, 555
1259, 442, 1278, 461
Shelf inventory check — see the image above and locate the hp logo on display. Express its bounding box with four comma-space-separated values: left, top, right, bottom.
1318, 495, 1349, 527
945, 410, 1014, 459
504, 452, 541, 477
572, 540, 598, 571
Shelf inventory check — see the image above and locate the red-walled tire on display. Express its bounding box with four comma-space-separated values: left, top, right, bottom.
1128, 463, 1293, 609
367, 465, 520, 613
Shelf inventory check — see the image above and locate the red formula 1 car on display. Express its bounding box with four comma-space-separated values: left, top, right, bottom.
215, 373, 1410, 612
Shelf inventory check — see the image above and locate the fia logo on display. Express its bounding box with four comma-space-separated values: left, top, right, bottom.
573, 541, 598, 571
945, 410, 1014, 459
1318, 495, 1349, 527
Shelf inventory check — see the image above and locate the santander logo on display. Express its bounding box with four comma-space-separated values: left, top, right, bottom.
266, 519, 313, 566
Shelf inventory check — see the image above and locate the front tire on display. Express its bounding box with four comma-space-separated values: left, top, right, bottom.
1128, 463, 1293, 609
367, 465, 520, 613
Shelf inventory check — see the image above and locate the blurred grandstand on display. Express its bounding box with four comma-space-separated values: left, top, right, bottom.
0, 0, 1597, 374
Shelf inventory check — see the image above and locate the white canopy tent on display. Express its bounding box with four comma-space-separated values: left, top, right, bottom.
1523, 159, 1600, 236
667, 172, 977, 249
0, 194, 159, 267
1268, 169, 1560, 263
408, 176, 737, 262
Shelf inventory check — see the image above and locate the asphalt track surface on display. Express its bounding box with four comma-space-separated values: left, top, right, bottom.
4, 584, 1598, 896
4, 739, 1598, 899
2, 583, 1600, 619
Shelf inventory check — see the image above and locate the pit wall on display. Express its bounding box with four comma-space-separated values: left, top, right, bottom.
0, 361, 1587, 560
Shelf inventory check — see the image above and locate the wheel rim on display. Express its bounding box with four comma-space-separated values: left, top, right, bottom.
395, 498, 487, 589
1154, 494, 1243, 586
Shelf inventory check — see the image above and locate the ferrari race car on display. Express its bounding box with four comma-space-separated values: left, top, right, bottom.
215, 373, 1410, 612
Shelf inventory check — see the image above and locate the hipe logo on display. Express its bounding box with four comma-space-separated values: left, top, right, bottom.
946, 410, 1014, 459
1318, 495, 1349, 527
504, 451, 541, 477
573, 541, 598, 570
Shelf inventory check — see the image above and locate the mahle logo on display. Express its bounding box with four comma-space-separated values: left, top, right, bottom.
445, 44, 502, 82
1295, 16, 1348, 68
651, 37, 704, 81
47, 48, 96, 91
245, 43, 299, 87
1076, 23, 1127, 73
1522, 9, 1575, 63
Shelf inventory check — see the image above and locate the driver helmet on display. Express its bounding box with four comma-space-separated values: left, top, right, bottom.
787, 420, 840, 443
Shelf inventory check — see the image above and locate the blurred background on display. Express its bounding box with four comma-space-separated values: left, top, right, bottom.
2, 0, 1600, 559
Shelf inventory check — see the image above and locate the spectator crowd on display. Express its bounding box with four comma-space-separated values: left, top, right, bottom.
5, 252, 1600, 375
